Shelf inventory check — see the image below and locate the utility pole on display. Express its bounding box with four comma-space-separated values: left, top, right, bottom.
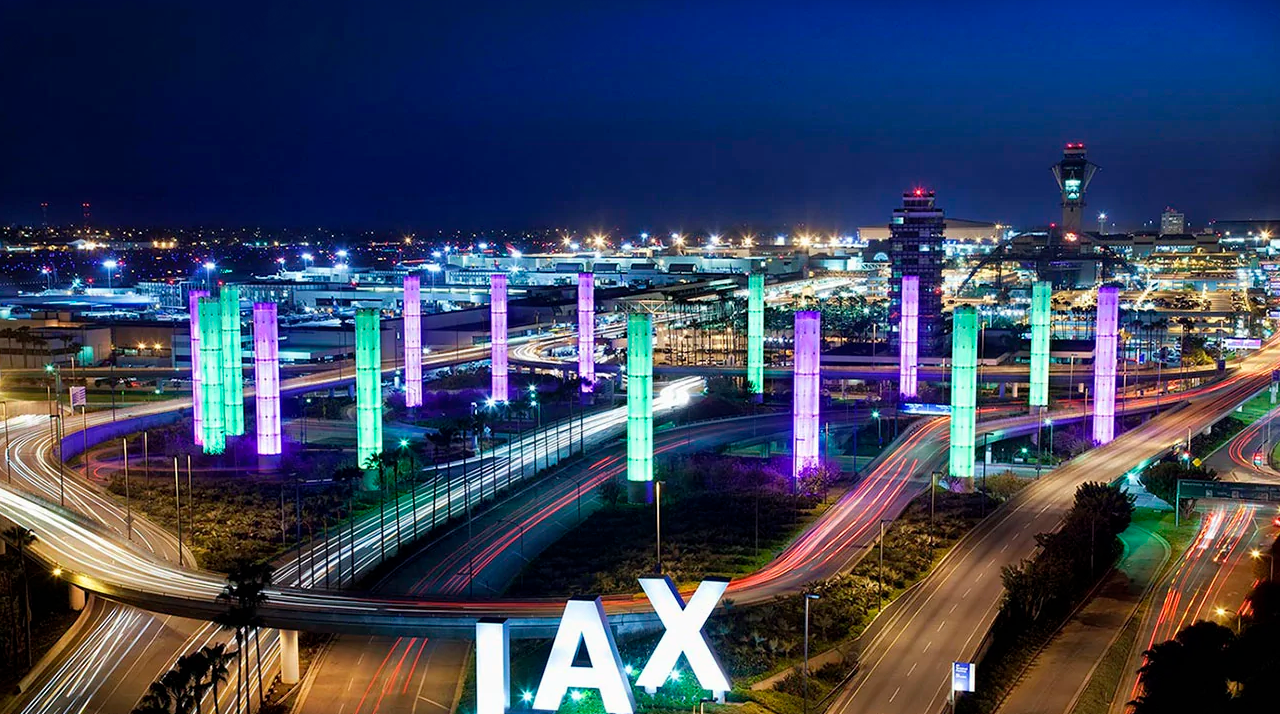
122, 438, 132, 540
173, 457, 183, 567
655, 481, 663, 574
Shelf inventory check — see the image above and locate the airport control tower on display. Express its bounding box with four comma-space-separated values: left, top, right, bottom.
1051, 143, 1099, 234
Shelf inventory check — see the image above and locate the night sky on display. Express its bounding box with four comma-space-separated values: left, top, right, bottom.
2, 0, 1278, 231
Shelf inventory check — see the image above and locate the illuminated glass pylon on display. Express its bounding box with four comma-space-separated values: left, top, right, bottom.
1030, 280, 1052, 410
253, 302, 282, 456
356, 308, 383, 468
792, 310, 821, 480
899, 275, 919, 399
491, 274, 508, 401
197, 297, 226, 454
1092, 285, 1120, 444
404, 275, 423, 408
626, 312, 654, 502
949, 306, 978, 479
220, 287, 245, 436
188, 289, 209, 445
747, 273, 764, 399
578, 272, 595, 396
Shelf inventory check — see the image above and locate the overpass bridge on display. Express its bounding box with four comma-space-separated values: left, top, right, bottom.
0, 370, 1244, 642
1, 319, 1274, 702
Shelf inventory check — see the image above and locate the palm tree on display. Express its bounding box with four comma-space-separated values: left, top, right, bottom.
178, 650, 211, 714
200, 642, 235, 714
159, 665, 195, 713
212, 608, 248, 713
3, 526, 36, 667
362, 452, 388, 561
0, 328, 15, 366
13, 327, 32, 368
134, 681, 174, 713
381, 450, 402, 552
216, 561, 273, 711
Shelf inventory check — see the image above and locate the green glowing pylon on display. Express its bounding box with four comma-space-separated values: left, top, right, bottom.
355, 308, 383, 472
949, 306, 978, 479
198, 297, 226, 454
747, 273, 764, 398
626, 312, 654, 503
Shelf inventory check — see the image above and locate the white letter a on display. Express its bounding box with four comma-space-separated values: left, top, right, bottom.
533, 596, 635, 714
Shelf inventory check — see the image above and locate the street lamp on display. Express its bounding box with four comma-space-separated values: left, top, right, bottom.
655, 481, 663, 574
203, 261, 216, 289
1214, 606, 1242, 634
1045, 417, 1054, 466
872, 409, 882, 446
1251, 549, 1275, 580
102, 259, 118, 290
877, 518, 892, 610
803, 592, 821, 714
1098, 212, 1108, 234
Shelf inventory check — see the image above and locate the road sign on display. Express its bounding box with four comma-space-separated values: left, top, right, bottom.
69, 386, 86, 407
901, 402, 951, 416
1192, 458, 1202, 467
1224, 338, 1262, 350
952, 661, 976, 692
1178, 478, 1280, 503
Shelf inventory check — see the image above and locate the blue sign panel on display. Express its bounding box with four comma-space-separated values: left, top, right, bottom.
901, 402, 952, 416
952, 661, 976, 692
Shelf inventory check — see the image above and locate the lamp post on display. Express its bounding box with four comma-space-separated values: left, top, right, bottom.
1046, 417, 1055, 467
878, 518, 891, 610
1252, 549, 1275, 580
655, 480, 663, 574
203, 261, 216, 290
1, 401, 10, 484
803, 592, 821, 714
930, 470, 940, 551
1214, 606, 1242, 634
872, 409, 882, 447
102, 259, 118, 290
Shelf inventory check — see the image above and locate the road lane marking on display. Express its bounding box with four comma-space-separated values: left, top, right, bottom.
890, 687, 900, 702
963, 587, 971, 598
418, 695, 449, 711
908, 662, 917, 676
937, 620, 946, 632
924, 640, 932, 652
950, 603, 958, 613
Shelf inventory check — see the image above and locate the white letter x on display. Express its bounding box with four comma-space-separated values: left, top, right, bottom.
636, 576, 731, 696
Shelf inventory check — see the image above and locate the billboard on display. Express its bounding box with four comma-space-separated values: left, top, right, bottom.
1178, 479, 1280, 503
1223, 338, 1262, 350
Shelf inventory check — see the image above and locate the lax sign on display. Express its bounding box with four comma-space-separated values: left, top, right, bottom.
476, 576, 730, 714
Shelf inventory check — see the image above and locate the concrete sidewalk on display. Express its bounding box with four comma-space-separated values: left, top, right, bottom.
996, 523, 1169, 714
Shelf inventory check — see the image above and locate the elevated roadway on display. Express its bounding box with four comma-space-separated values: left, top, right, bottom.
827, 337, 1280, 714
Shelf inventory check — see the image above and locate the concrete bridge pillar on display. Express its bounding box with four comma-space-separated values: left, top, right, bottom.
280, 629, 300, 684
1012, 382, 1020, 399
68, 583, 85, 611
